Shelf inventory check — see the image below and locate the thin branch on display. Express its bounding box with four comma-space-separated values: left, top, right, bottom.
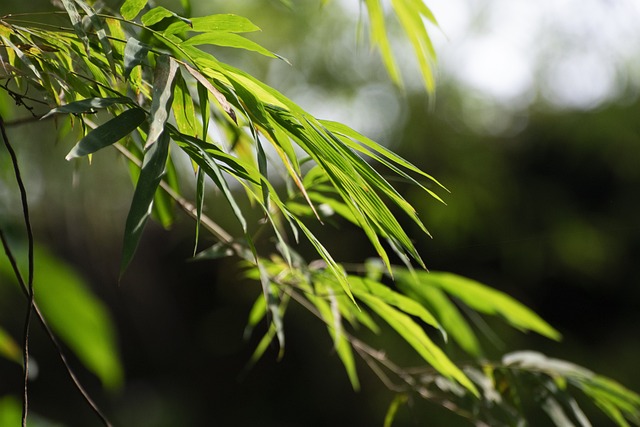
0, 115, 113, 427
0, 231, 113, 427
0, 113, 34, 427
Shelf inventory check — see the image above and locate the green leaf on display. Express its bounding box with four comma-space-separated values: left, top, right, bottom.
123, 37, 151, 79
403, 271, 562, 340
120, 130, 171, 276
61, 0, 89, 53
43, 97, 133, 118
74, 0, 117, 75
172, 70, 198, 136
0, 327, 21, 364
193, 167, 205, 255
359, 292, 478, 395
120, 0, 148, 20
384, 394, 409, 427
349, 276, 441, 330
141, 6, 178, 27
190, 14, 261, 33
182, 63, 237, 124
65, 108, 146, 160
402, 283, 481, 356
182, 32, 277, 58
145, 55, 179, 150
363, 0, 402, 87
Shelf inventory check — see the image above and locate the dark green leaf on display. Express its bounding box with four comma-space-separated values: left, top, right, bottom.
65, 108, 146, 160
43, 97, 133, 118
120, 130, 171, 276
123, 37, 152, 79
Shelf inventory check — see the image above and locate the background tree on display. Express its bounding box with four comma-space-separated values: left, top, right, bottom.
1, 0, 639, 426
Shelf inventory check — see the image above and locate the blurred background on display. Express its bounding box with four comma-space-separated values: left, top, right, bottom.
1, 0, 639, 425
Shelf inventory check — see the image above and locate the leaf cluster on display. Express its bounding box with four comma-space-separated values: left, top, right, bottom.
0, 1, 639, 426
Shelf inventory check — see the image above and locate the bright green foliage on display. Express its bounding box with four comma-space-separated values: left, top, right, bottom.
0, 1, 639, 426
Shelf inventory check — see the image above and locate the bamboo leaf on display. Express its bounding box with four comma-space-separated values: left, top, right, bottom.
74, 0, 117, 75
384, 394, 409, 427
120, 0, 148, 20
60, 0, 89, 53
120, 130, 171, 276
193, 167, 205, 255
145, 55, 179, 150
190, 14, 261, 33
359, 292, 478, 395
141, 6, 179, 27
172, 69, 198, 136
0, 246, 124, 389
182, 32, 277, 58
400, 282, 481, 356
363, 0, 403, 87
349, 276, 441, 330
65, 108, 146, 160
403, 271, 562, 340
183, 62, 237, 124
43, 97, 133, 118
123, 37, 151, 79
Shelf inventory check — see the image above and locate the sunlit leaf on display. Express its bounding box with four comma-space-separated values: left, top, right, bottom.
398, 280, 481, 356
359, 292, 478, 395
182, 32, 277, 58
141, 6, 179, 27
190, 14, 261, 33
60, 0, 89, 53
349, 276, 441, 330
120, 0, 148, 20
75, 0, 117, 75
145, 55, 179, 149
384, 394, 409, 427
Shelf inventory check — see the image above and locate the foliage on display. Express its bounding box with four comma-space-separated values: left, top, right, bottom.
0, 0, 638, 425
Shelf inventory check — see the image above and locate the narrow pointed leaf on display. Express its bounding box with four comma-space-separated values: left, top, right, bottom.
183, 63, 237, 124
349, 276, 441, 330
359, 292, 478, 395
193, 167, 205, 255
74, 0, 117, 75
403, 271, 562, 340
65, 108, 146, 160
60, 0, 89, 53
145, 55, 179, 149
44, 97, 133, 118
190, 14, 261, 33
182, 32, 277, 58
120, 130, 171, 276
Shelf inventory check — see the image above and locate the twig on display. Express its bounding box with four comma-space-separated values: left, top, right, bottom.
0, 116, 113, 427
0, 113, 34, 427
